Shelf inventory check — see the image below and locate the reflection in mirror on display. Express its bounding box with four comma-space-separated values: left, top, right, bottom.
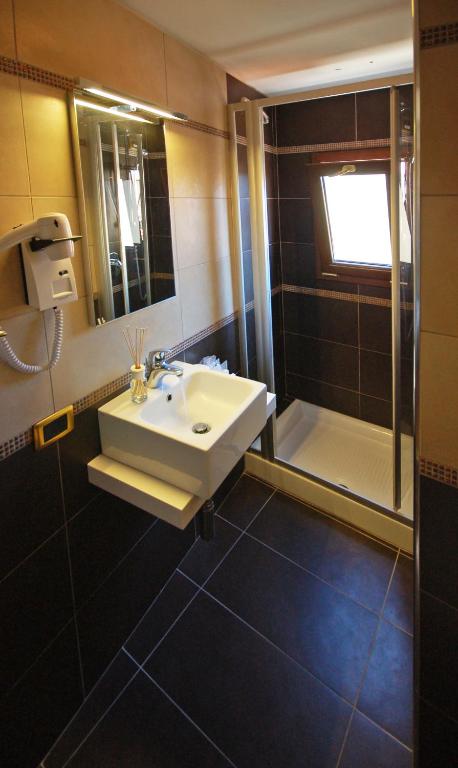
73, 98, 175, 324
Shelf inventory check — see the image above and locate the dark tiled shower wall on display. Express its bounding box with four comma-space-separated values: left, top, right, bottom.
0, 318, 241, 768
274, 86, 414, 428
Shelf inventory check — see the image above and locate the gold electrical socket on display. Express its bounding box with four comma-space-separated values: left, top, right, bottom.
33, 405, 74, 450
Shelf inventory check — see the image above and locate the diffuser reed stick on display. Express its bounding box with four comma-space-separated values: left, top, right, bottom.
123, 326, 148, 403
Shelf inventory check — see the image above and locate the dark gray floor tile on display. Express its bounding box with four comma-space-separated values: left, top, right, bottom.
383, 555, 414, 634
340, 711, 412, 768
179, 518, 240, 586
44, 651, 136, 768
358, 620, 413, 747
146, 591, 351, 768
66, 672, 231, 767
206, 535, 378, 701
216, 475, 273, 529
249, 492, 396, 611
126, 573, 197, 663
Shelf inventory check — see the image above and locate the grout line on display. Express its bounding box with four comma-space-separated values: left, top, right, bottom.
242, 527, 390, 617
258, 481, 400, 553
420, 696, 458, 728
1, 616, 75, 705
0, 520, 66, 586
125, 652, 238, 768
56, 442, 86, 697
73, 517, 159, 621
200, 585, 355, 706
41, 650, 139, 766
121, 533, 204, 650
421, 589, 458, 615
352, 708, 414, 751
335, 551, 401, 767
214, 512, 243, 532
132, 587, 201, 667
58, 669, 141, 768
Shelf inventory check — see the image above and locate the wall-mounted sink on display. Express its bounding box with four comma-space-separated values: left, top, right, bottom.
98, 363, 267, 500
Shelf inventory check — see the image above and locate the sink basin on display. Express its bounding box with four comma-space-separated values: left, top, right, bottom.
98, 362, 267, 499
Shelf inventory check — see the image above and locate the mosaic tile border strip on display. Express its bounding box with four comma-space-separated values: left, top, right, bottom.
276, 138, 390, 155
282, 283, 414, 310
420, 22, 458, 50
0, 56, 228, 140
0, 55, 76, 90
0, 428, 34, 460
420, 458, 458, 489
237, 136, 391, 156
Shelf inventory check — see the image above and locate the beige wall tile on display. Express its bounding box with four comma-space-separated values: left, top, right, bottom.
419, 0, 458, 27
164, 35, 227, 129
21, 81, 76, 197
0, 196, 34, 317
420, 331, 458, 468
420, 45, 458, 195
421, 195, 458, 337
14, 0, 167, 105
179, 258, 235, 338
172, 197, 231, 270
0, 73, 30, 196
0, 0, 15, 58
0, 311, 54, 442
47, 295, 183, 409
166, 123, 230, 198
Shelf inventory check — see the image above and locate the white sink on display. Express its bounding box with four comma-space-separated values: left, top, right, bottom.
98, 362, 267, 499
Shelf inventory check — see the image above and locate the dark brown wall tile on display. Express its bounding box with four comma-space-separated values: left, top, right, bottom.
279, 198, 313, 243
286, 373, 359, 418
359, 395, 392, 429
360, 349, 392, 401
420, 591, 458, 722
281, 243, 316, 286
356, 88, 390, 140
278, 153, 311, 198
420, 477, 458, 610
264, 151, 278, 199
276, 94, 356, 146
283, 293, 358, 346
285, 333, 359, 390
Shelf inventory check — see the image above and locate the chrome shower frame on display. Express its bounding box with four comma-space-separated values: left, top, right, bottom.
228, 72, 417, 520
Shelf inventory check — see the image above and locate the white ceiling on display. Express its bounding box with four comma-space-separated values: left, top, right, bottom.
117, 0, 413, 95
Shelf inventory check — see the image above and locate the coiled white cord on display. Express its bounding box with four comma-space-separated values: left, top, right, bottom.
0, 307, 64, 374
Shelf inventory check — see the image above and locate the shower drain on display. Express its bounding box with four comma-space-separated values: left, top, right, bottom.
192, 422, 211, 434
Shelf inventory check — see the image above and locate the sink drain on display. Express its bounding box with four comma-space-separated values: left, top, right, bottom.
192, 422, 211, 434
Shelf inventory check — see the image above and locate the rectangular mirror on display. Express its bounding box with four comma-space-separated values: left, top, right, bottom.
71, 93, 175, 325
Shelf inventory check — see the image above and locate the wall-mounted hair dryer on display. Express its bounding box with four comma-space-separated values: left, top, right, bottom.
0, 213, 81, 374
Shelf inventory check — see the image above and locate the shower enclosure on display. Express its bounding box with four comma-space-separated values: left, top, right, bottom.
229, 80, 415, 530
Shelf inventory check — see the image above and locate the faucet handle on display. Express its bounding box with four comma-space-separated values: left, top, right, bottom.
148, 349, 170, 367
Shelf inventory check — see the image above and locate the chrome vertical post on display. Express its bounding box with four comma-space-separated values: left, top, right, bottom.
228, 105, 248, 377
390, 87, 402, 511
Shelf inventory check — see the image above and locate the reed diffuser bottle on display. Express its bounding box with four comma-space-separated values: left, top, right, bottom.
123, 327, 148, 404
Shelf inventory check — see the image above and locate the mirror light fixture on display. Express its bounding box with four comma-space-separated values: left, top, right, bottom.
74, 98, 153, 123
79, 80, 188, 122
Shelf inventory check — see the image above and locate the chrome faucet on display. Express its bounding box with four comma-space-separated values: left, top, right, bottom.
145, 349, 183, 389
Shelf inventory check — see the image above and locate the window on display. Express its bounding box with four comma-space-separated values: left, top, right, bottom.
310, 151, 392, 284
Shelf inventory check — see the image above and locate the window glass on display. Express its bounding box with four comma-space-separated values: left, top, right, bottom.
322, 173, 391, 267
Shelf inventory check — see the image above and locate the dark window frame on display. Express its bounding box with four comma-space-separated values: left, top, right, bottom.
309, 149, 391, 286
